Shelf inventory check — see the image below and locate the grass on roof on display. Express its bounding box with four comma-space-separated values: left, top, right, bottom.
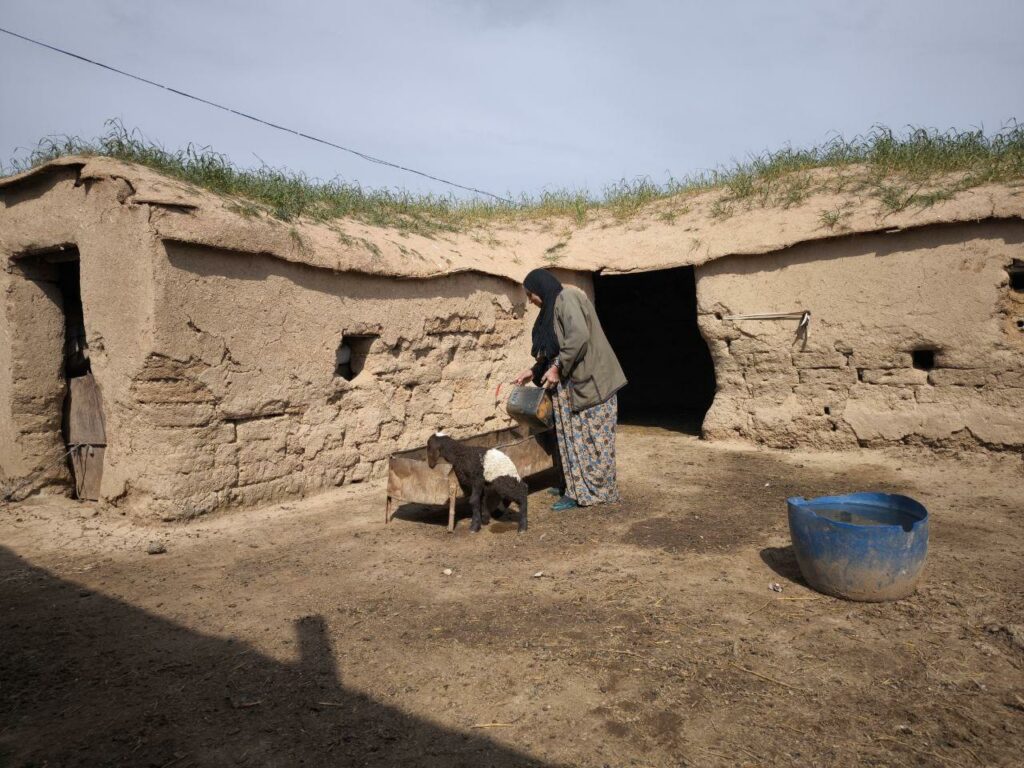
5, 118, 1023, 236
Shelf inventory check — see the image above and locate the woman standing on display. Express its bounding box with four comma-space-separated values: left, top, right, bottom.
514, 269, 627, 510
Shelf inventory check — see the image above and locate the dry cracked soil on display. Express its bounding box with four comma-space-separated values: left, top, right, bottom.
1, 424, 1023, 767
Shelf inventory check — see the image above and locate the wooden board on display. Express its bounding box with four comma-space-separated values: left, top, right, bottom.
70, 445, 104, 501
67, 374, 106, 445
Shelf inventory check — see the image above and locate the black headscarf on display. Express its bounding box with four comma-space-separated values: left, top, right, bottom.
524, 268, 563, 364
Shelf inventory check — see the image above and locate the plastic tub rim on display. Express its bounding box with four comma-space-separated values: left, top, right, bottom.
787, 491, 928, 533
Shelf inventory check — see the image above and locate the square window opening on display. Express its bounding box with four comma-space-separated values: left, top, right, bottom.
336, 334, 378, 381
1009, 260, 1024, 292
912, 349, 936, 371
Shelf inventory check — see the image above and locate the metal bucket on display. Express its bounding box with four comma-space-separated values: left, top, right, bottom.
506, 385, 554, 430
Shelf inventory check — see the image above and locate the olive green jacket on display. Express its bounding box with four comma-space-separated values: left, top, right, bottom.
554, 287, 627, 412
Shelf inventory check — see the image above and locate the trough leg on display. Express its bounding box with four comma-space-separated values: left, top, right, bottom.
385, 495, 393, 524
448, 493, 456, 533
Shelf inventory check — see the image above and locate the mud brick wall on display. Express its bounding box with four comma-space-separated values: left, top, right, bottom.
0, 162, 592, 519
5, 158, 1021, 518
111, 243, 583, 520
697, 221, 1024, 451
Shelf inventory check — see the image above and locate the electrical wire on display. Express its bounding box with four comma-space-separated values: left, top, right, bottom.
0, 25, 515, 203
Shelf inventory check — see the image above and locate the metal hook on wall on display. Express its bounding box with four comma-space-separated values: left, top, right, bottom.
721, 309, 811, 347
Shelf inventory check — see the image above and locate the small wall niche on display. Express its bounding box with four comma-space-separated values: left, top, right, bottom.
911, 348, 936, 371
335, 334, 377, 381
1009, 259, 1024, 292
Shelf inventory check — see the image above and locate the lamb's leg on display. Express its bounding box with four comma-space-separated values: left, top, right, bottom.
515, 486, 528, 533
469, 484, 484, 533
485, 486, 506, 520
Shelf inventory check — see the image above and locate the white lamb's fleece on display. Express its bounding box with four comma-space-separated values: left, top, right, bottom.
482, 448, 520, 482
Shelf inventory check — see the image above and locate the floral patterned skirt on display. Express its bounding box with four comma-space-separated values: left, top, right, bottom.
552, 383, 620, 506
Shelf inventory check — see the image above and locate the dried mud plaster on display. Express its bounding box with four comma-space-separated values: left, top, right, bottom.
1, 158, 1021, 518
697, 221, 1024, 451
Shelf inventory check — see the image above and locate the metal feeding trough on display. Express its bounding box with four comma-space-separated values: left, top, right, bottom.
385, 426, 555, 532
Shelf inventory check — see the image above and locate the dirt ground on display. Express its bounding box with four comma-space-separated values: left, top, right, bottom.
2, 425, 1023, 768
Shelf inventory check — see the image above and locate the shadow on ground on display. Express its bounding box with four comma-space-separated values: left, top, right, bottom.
759, 545, 808, 587
0, 545, 554, 768
392, 469, 561, 531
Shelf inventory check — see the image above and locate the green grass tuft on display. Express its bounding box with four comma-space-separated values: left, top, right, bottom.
4, 119, 1023, 233
709, 197, 735, 220
819, 207, 843, 230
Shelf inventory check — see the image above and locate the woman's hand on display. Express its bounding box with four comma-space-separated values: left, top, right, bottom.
513, 368, 534, 386
541, 365, 560, 389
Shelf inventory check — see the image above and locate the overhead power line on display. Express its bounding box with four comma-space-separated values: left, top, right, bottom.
0, 25, 514, 203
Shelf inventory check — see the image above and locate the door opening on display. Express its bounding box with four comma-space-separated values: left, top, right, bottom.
15, 248, 106, 499
593, 266, 716, 434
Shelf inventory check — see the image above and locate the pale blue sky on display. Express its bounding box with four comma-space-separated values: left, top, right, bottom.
1, 0, 1021, 197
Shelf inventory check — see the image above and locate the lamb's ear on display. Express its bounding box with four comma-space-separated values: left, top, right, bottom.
435, 427, 447, 437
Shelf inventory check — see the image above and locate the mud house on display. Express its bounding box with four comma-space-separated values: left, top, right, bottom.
1, 157, 1022, 519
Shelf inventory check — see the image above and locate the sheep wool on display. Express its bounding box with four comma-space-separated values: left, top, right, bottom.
482, 449, 520, 483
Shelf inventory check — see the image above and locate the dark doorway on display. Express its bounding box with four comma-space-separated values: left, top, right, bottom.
593, 267, 716, 434
54, 256, 90, 378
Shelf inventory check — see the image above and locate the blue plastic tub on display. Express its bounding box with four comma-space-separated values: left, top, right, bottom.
787, 492, 929, 601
